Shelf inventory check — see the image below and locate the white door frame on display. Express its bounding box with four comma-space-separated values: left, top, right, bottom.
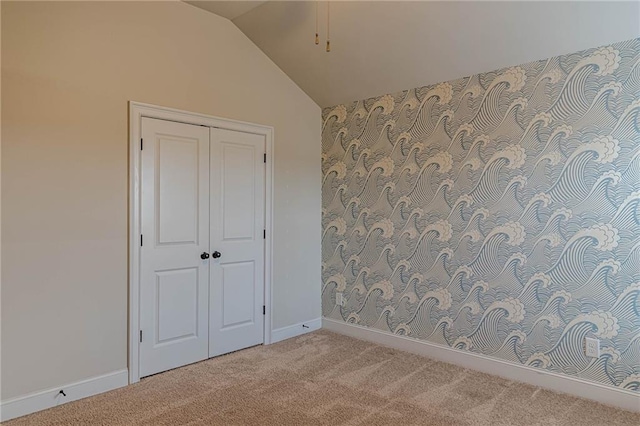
128, 101, 274, 384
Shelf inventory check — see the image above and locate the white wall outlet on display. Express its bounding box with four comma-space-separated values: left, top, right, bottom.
336, 292, 344, 306
585, 337, 600, 358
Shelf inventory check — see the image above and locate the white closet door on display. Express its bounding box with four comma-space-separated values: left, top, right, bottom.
209, 128, 265, 357
140, 117, 210, 377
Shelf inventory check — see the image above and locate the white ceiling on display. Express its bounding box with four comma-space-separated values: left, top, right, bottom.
193, 1, 640, 108
185, 1, 267, 20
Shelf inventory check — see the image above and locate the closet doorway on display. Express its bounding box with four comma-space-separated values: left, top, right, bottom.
129, 103, 274, 382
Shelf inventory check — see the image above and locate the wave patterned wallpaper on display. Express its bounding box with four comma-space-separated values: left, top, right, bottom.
321, 38, 640, 392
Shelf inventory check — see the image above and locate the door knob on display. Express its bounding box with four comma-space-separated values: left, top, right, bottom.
212, 251, 222, 259
201, 252, 210, 260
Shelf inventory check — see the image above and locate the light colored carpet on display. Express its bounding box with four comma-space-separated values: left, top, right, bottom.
6, 330, 640, 425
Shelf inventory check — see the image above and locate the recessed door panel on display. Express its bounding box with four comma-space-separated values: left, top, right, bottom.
156, 268, 198, 343
222, 261, 255, 329
222, 145, 255, 241
157, 137, 200, 245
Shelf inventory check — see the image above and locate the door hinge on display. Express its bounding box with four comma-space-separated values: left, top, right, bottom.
263, 229, 266, 239
263, 153, 266, 163
263, 305, 266, 315
139, 330, 143, 343
140, 234, 143, 246
140, 138, 143, 150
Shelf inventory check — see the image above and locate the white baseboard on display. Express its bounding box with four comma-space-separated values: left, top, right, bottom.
0, 369, 129, 422
322, 318, 640, 413
271, 318, 322, 344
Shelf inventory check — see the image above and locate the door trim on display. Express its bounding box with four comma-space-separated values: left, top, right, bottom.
128, 101, 274, 384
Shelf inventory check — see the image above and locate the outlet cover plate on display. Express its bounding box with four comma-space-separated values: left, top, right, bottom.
585, 337, 600, 358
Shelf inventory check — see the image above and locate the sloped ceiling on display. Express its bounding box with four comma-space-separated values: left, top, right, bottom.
185, 1, 267, 20
229, 1, 640, 107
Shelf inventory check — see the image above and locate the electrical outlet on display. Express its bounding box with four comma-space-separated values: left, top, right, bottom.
336, 292, 344, 306
585, 337, 600, 358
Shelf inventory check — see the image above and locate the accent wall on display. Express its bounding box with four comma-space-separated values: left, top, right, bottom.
321, 38, 640, 393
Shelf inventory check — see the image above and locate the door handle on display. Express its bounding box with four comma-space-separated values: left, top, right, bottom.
212, 251, 222, 259
201, 252, 210, 260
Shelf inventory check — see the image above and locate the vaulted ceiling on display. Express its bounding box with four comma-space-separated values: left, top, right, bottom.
188, 1, 640, 107
185, 1, 267, 20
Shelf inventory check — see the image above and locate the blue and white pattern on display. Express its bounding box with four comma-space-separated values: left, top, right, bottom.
321, 38, 640, 392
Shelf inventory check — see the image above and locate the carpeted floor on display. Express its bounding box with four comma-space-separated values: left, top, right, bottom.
6, 330, 640, 425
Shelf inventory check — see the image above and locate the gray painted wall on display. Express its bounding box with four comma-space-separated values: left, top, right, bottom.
2, 1, 320, 400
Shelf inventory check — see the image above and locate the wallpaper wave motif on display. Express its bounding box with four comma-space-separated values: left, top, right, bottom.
321, 38, 640, 392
